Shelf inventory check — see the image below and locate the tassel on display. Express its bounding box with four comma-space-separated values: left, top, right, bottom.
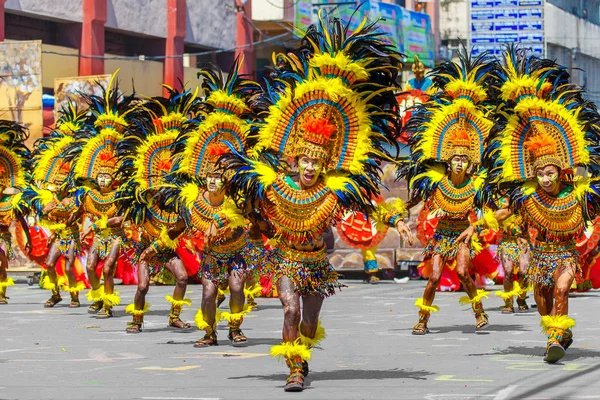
125, 303, 150, 316
41, 277, 57, 291
298, 320, 326, 347
0, 278, 15, 288
244, 284, 263, 298
220, 304, 252, 323
459, 289, 489, 305
165, 295, 192, 307
63, 282, 86, 294
414, 297, 439, 313
86, 286, 104, 302
540, 315, 576, 333
195, 308, 222, 331
270, 340, 312, 362
495, 281, 522, 300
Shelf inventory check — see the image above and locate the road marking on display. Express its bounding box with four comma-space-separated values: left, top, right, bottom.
0, 348, 24, 354
435, 375, 493, 382
493, 385, 518, 400
173, 352, 267, 360
138, 366, 201, 371
424, 395, 495, 399
141, 397, 219, 400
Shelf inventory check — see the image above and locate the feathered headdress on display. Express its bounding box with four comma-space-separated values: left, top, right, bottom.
405, 48, 496, 166
485, 46, 594, 185
0, 120, 30, 189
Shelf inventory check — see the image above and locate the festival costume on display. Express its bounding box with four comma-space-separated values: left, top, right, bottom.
160, 62, 262, 346
399, 50, 497, 334
119, 87, 199, 333
482, 47, 600, 362
0, 121, 30, 303
225, 16, 405, 391
64, 76, 136, 317
29, 104, 89, 307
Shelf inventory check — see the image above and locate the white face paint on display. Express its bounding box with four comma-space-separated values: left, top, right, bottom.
207, 173, 224, 193
450, 155, 469, 175
298, 155, 322, 188
536, 164, 560, 194
96, 173, 113, 189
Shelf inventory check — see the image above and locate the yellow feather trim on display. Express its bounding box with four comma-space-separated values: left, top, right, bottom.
495, 281, 524, 300
409, 163, 446, 189
41, 277, 57, 291
414, 298, 440, 313
473, 209, 499, 231
206, 91, 249, 114
325, 171, 365, 197
10, 192, 23, 210
244, 284, 263, 298
125, 303, 150, 316
159, 227, 179, 250
445, 78, 488, 103
219, 198, 246, 229
95, 215, 109, 230
250, 160, 277, 187
0, 278, 15, 288
270, 340, 312, 362
38, 219, 67, 233
540, 315, 576, 333
459, 289, 489, 305
33, 136, 75, 182
63, 282, 86, 294
220, 303, 252, 323
470, 235, 483, 255
194, 308, 222, 331
218, 287, 230, 296
85, 286, 104, 302
573, 176, 600, 202
33, 188, 54, 207
308, 52, 370, 81
103, 292, 121, 307
298, 320, 326, 347
180, 183, 200, 209
165, 295, 192, 307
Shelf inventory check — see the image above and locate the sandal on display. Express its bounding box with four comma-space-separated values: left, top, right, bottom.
412, 321, 429, 335
69, 300, 81, 308
126, 321, 142, 333
516, 297, 529, 312
501, 299, 514, 314
301, 361, 309, 377
544, 343, 565, 363
228, 328, 248, 347
284, 371, 305, 392
96, 307, 113, 319
194, 334, 218, 348
88, 300, 103, 314
168, 318, 191, 329
44, 295, 62, 308
247, 299, 259, 311
475, 312, 489, 331
561, 329, 574, 350
0, 296, 8, 305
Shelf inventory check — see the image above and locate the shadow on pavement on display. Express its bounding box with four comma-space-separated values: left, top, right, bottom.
229, 367, 434, 382
392, 323, 528, 334
468, 345, 600, 361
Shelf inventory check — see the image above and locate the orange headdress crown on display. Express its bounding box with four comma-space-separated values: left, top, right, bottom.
524, 128, 562, 170
446, 122, 471, 160
412, 55, 425, 74
204, 142, 229, 174
294, 110, 337, 161
97, 150, 117, 175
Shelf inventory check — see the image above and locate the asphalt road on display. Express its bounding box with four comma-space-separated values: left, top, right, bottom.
1, 279, 600, 400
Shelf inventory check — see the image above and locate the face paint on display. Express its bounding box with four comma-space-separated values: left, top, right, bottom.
298, 156, 322, 188
96, 173, 113, 189
207, 174, 224, 193
450, 156, 469, 175
536, 165, 560, 194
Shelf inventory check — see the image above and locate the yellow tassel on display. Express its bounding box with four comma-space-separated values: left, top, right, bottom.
470, 235, 483, 255
244, 284, 263, 298
540, 315, 576, 333
0, 278, 15, 288
298, 320, 326, 347
250, 160, 277, 187
41, 277, 57, 291
85, 286, 104, 302
473, 209, 499, 231
270, 340, 312, 362
165, 295, 192, 307
414, 298, 439, 313
459, 289, 489, 305
63, 282, 86, 294
125, 303, 150, 316
220, 303, 252, 323
180, 183, 200, 208
103, 292, 121, 307
194, 308, 221, 331
159, 227, 179, 250
495, 281, 522, 300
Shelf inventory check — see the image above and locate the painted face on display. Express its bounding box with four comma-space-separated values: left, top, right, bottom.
450, 155, 469, 175
298, 155, 323, 188
207, 173, 224, 193
96, 173, 113, 189
536, 164, 560, 194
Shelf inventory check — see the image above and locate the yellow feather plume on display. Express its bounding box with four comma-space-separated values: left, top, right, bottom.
180, 183, 200, 209
125, 303, 150, 316
0, 278, 15, 288
470, 235, 483, 255
33, 188, 54, 207
103, 292, 121, 307
540, 315, 576, 333
95, 215, 109, 230
414, 297, 440, 313
298, 320, 326, 347
194, 308, 221, 331
63, 282, 86, 294
244, 284, 263, 299
459, 289, 489, 305
495, 281, 522, 300
159, 227, 179, 250
85, 286, 104, 302
219, 198, 246, 229
165, 295, 192, 307
270, 340, 312, 362
473, 209, 499, 231
409, 163, 446, 188
220, 303, 252, 323
41, 277, 57, 291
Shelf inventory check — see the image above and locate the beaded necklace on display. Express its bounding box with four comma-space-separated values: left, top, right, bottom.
84, 189, 118, 220
430, 176, 475, 219
0, 195, 14, 225
523, 186, 583, 241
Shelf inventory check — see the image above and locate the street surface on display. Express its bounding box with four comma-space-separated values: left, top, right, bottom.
1, 279, 600, 400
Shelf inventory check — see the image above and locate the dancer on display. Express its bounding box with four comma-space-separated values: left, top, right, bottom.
119, 87, 199, 333
225, 16, 410, 391
399, 49, 497, 335
65, 78, 137, 317
461, 47, 600, 363
0, 121, 31, 303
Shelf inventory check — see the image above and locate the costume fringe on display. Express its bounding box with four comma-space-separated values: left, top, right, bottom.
218, 287, 230, 296
85, 286, 104, 302
540, 315, 576, 333
103, 292, 121, 307
244, 284, 263, 298
470, 235, 483, 255
41, 277, 57, 291
270, 340, 312, 362
0, 278, 15, 288
459, 289, 489, 305
159, 227, 179, 250
63, 282, 86, 294
495, 281, 522, 300
164, 295, 192, 308
414, 297, 440, 313
194, 308, 222, 331
473, 209, 499, 231
221, 304, 252, 323
125, 303, 150, 316
298, 320, 326, 347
